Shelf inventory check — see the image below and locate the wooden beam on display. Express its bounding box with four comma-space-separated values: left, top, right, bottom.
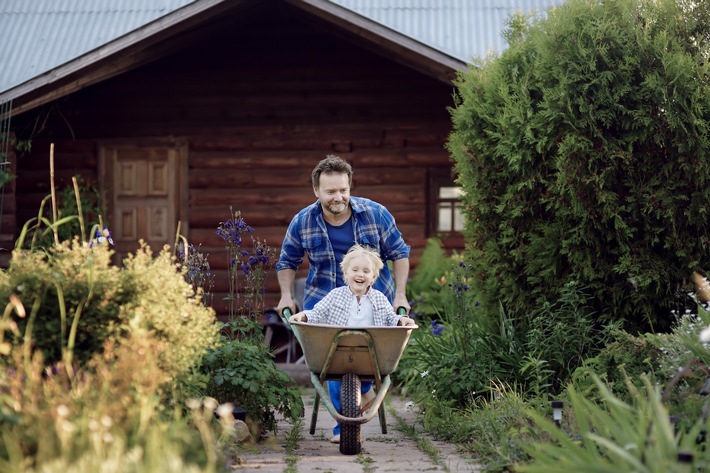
1, 0, 251, 116
284, 0, 467, 84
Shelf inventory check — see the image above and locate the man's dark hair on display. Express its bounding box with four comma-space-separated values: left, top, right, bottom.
312, 155, 353, 189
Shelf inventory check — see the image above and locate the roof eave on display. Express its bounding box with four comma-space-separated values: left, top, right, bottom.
286, 0, 467, 84
0, 0, 241, 116
1, 0, 467, 117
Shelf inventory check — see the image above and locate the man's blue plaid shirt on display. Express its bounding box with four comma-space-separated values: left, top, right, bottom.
276, 196, 410, 310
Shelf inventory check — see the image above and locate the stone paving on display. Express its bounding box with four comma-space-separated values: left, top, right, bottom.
231, 387, 482, 472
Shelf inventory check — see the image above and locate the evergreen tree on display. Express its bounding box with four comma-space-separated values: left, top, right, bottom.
448, 0, 710, 331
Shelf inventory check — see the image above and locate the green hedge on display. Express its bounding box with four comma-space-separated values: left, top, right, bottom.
448, 0, 710, 332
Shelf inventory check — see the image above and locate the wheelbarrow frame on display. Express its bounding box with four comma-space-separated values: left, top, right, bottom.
283, 308, 416, 454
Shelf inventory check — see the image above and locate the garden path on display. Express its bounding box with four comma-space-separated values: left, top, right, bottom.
231, 387, 482, 472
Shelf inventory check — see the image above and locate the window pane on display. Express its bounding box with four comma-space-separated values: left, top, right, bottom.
439, 186, 463, 199
438, 203, 452, 232
454, 204, 465, 231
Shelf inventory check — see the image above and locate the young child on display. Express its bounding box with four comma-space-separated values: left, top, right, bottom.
288, 244, 415, 443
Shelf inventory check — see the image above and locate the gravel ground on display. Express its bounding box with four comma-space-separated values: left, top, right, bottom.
231, 387, 482, 472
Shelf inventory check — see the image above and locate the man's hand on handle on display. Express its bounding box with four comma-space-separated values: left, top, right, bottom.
393, 294, 410, 314
276, 295, 296, 320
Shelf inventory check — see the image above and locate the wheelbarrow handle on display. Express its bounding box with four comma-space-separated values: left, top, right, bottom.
396, 306, 407, 315
282, 307, 292, 317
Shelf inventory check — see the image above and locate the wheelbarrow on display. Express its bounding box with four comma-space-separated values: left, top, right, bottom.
282, 308, 417, 455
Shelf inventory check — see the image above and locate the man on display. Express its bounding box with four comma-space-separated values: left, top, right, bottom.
275, 155, 411, 445
276, 155, 410, 316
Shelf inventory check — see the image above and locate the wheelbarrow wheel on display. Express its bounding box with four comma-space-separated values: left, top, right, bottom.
339, 372, 362, 455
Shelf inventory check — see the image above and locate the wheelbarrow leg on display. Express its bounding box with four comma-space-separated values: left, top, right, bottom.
310, 390, 320, 435
374, 375, 389, 434
378, 401, 387, 434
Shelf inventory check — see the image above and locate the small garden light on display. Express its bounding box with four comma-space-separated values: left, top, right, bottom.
677, 452, 693, 473
551, 400, 564, 428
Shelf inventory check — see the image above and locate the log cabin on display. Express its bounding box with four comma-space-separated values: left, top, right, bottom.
0, 0, 563, 324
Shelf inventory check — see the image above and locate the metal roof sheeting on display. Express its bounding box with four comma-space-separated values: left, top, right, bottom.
0, 0, 195, 92
0, 0, 566, 95
332, 0, 564, 63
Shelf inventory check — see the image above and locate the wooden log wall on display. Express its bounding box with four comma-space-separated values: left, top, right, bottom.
0, 143, 17, 267
12, 2, 464, 317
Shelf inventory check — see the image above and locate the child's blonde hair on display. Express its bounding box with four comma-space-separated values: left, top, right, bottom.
340, 244, 384, 280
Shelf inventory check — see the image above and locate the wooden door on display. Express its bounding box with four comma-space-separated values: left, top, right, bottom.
100, 146, 185, 263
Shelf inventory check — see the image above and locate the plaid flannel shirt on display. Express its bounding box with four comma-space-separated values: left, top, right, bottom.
304, 286, 402, 326
276, 196, 410, 310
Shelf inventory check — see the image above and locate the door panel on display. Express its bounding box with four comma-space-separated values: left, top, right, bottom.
101, 146, 184, 263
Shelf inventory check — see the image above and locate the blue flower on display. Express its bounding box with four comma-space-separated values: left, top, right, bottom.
430, 320, 444, 336
89, 226, 114, 247
216, 211, 253, 246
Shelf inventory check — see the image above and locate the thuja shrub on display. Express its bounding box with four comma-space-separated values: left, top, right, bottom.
448, 0, 710, 332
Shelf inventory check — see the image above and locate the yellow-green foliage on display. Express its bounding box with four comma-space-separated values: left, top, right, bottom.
0, 239, 224, 472
1, 240, 128, 368
120, 243, 220, 379
0, 338, 230, 473
0, 240, 219, 381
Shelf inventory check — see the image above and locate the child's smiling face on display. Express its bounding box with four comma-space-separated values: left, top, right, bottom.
344, 254, 377, 296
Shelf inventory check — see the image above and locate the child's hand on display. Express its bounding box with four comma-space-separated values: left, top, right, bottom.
289, 312, 307, 323
397, 316, 416, 327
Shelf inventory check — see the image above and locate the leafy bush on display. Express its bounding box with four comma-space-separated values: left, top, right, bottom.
398, 240, 615, 406
120, 243, 220, 381
396, 252, 515, 406
448, 0, 710, 332
196, 209, 303, 435
200, 318, 303, 435
0, 241, 131, 368
570, 330, 660, 403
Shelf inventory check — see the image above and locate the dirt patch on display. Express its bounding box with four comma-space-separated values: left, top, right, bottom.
231, 388, 481, 472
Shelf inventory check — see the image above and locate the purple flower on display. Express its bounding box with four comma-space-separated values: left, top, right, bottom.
216, 211, 253, 246
430, 320, 444, 336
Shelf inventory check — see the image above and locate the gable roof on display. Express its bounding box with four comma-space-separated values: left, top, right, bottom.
330, 0, 561, 64
0, 0, 564, 116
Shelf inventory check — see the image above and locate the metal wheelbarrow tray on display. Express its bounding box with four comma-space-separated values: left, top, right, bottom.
288, 321, 417, 455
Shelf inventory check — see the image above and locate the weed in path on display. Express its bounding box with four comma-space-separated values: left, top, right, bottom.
356, 453, 375, 473
284, 417, 303, 473
388, 407, 450, 472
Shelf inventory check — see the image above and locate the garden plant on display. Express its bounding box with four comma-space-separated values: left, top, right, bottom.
0, 163, 302, 472
395, 0, 710, 471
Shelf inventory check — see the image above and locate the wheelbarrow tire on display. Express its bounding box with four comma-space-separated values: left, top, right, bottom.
339, 372, 362, 455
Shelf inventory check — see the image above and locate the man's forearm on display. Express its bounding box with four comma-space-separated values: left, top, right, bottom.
277, 269, 297, 297
392, 258, 410, 297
